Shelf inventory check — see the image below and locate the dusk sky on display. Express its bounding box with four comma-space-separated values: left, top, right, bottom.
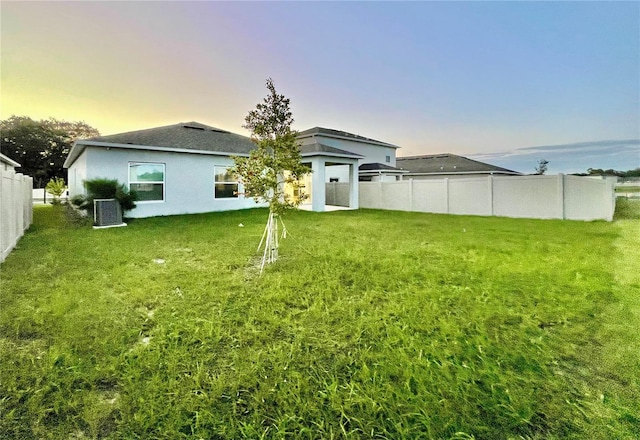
2, 1, 639, 174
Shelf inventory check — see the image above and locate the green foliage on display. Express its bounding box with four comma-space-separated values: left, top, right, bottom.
1, 207, 638, 439
586, 167, 640, 177
0, 115, 99, 187
71, 178, 138, 214
45, 177, 66, 198
230, 78, 310, 215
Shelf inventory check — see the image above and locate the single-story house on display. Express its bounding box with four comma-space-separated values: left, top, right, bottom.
396, 153, 521, 179
64, 122, 391, 217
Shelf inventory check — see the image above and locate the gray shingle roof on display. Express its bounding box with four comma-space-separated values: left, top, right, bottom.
64, 122, 369, 168
359, 162, 407, 172
300, 143, 363, 157
83, 121, 257, 155
298, 127, 398, 148
397, 154, 520, 175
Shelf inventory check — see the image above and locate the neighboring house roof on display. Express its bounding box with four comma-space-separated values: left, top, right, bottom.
298, 127, 399, 149
1, 153, 21, 168
397, 153, 521, 176
64, 122, 257, 168
300, 143, 363, 159
359, 163, 408, 174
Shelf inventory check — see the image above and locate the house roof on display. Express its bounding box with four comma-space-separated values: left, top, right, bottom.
359, 162, 408, 174
64, 122, 257, 168
300, 143, 363, 158
87, 121, 256, 153
396, 153, 521, 175
298, 127, 399, 148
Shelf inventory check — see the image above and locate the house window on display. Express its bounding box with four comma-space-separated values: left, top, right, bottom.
129, 162, 165, 202
385, 155, 391, 163
214, 166, 238, 199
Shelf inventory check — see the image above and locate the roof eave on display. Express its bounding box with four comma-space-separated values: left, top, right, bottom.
64, 140, 251, 168
300, 151, 362, 159
63, 143, 85, 169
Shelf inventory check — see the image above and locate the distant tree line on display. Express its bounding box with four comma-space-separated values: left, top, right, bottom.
574, 168, 640, 178
0, 115, 99, 188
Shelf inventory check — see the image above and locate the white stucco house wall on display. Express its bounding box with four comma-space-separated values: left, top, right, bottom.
65, 122, 403, 218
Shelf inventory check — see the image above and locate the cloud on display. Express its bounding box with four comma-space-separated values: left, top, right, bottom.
469, 139, 640, 174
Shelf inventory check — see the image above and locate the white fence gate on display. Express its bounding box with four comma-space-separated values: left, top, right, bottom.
328, 174, 616, 221
1, 165, 33, 263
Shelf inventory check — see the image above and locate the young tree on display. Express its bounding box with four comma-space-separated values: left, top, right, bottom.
534, 159, 549, 175
45, 177, 67, 205
230, 78, 310, 272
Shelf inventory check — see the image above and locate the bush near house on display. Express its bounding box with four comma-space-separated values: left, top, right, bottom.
0, 207, 638, 439
70, 178, 138, 215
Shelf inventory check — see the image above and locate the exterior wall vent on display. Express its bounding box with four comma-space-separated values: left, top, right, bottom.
93, 199, 126, 229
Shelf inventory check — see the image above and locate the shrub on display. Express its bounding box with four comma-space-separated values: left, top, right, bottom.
71, 178, 138, 215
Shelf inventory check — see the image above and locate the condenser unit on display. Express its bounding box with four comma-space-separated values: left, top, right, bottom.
93, 199, 125, 228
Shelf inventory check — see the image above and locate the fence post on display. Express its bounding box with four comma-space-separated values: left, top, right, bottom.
378, 180, 383, 209
557, 174, 565, 220
23, 175, 32, 229
409, 178, 413, 211
488, 175, 494, 216
445, 178, 450, 214
13, 173, 21, 244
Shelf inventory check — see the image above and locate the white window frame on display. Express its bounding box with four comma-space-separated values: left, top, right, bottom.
128, 162, 165, 203
214, 165, 240, 199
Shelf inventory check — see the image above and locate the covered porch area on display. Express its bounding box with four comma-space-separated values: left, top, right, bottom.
298, 145, 361, 212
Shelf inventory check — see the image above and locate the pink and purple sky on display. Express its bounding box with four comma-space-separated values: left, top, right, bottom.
1, 1, 638, 174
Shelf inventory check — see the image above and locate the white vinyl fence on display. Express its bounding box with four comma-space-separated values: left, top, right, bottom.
33, 188, 69, 205
1, 166, 33, 263
328, 174, 616, 221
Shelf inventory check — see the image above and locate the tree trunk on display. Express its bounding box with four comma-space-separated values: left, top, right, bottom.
257, 210, 287, 274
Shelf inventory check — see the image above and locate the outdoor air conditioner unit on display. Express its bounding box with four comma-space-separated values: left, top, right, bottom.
93, 199, 125, 228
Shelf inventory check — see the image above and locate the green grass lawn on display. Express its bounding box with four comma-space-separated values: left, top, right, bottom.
1, 206, 638, 439
615, 186, 640, 193
614, 198, 640, 220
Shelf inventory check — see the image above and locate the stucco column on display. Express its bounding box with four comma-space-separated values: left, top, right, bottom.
311, 157, 326, 212
349, 161, 359, 209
